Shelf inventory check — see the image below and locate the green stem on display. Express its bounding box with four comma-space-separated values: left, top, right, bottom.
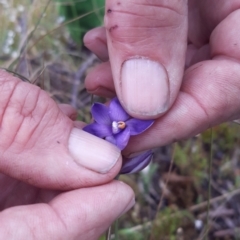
105, 175, 120, 240
205, 128, 213, 240
114, 219, 119, 240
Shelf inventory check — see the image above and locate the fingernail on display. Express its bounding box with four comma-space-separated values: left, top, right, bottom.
68, 128, 121, 173
121, 58, 169, 116
120, 197, 135, 216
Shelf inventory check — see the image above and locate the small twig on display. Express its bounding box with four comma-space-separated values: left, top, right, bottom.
149, 143, 176, 240
113, 188, 240, 236
14, 5, 29, 76
71, 54, 96, 108
204, 128, 213, 240
198, 208, 234, 220
0, 67, 30, 82
9, 0, 52, 70
210, 179, 226, 195
189, 188, 240, 212
214, 228, 240, 237
31, 65, 46, 85
105, 226, 112, 240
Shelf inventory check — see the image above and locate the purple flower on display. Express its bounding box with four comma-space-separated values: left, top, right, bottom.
83, 98, 154, 150
83, 97, 154, 174
120, 150, 153, 174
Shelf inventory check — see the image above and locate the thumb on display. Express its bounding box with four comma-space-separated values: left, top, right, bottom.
105, 0, 188, 118
0, 70, 121, 189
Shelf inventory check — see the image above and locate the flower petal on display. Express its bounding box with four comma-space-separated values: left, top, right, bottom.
120, 151, 153, 174
115, 128, 131, 150
109, 98, 130, 121
105, 135, 116, 145
91, 103, 111, 125
126, 118, 154, 136
83, 122, 112, 138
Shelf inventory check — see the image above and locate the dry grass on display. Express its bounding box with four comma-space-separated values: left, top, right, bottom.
1, 1, 240, 240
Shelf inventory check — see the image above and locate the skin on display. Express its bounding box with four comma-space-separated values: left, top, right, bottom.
0, 70, 134, 239
2, 0, 240, 238
84, 0, 240, 154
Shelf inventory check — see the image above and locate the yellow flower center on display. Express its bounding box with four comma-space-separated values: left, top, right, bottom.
117, 121, 126, 129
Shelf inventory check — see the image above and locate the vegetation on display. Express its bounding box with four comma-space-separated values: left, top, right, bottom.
1, 1, 240, 239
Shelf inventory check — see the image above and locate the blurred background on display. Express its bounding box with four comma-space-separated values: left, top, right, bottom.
1, 1, 240, 239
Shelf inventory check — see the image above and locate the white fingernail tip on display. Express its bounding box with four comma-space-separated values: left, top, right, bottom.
68, 128, 120, 173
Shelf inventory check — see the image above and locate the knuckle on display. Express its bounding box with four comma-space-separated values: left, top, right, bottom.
105, 0, 187, 44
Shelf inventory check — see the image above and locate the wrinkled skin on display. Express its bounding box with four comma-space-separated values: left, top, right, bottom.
0, 70, 134, 239
84, 0, 240, 155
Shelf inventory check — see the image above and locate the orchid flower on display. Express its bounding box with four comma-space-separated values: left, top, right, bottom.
83, 98, 154, 174
84, 98, 154, 150
120, 151, 153, 174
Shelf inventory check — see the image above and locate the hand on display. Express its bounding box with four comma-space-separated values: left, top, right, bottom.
0, 70, 134, 239
84, 0, 240, 153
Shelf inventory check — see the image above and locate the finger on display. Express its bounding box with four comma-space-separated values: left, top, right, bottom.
85, 61, 116, 98
0, 70, 122, 190
124, 10, 240, 153
210, 9, 240, 61
85, 44, 210, 97
85, 43, 210, 96
84, 27, 109, 61
0, 173, 59, 210
188, 0, 240, 46
186, 44, 210, 68
0, 181, 135, 240
73, 121, 86, 129
125, 59, 240, 153
105, 0, 188, 119
58, 104, 78, 120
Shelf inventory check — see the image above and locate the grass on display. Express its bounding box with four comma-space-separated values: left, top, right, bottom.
1, 1, 240, 239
